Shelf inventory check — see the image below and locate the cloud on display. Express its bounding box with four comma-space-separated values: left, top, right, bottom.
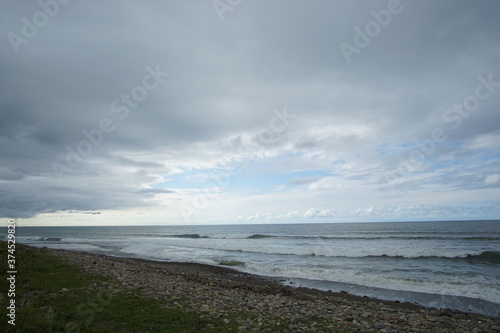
0, 1, 499, 223
287, 176, 324, 187
232, 203, 500, 223
465, 132, 500, 150
303, 208, 338, 218
484, 175, 499, 186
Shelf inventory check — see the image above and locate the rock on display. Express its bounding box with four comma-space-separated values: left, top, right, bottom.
41, 247, 500, 333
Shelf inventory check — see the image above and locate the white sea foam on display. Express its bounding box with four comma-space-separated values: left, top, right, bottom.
12, 220, 500, 315
131, 237, 488, 260
28, 243, 105, 252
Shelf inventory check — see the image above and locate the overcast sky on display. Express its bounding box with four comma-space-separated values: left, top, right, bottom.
1, 0, 499, 226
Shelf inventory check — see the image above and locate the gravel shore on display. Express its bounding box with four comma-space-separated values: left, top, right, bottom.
43, 247, 500, 333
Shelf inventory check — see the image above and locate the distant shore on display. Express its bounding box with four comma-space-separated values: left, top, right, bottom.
41, 246, 500, 333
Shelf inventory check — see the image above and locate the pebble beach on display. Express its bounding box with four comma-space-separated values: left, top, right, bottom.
44, 247, 500, 333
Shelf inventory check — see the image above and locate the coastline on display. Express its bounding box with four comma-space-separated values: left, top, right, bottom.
39, 245, 500, 332
12, 220, 500, 318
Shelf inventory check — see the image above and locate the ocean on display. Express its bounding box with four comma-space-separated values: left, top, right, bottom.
10, 220, 500, 317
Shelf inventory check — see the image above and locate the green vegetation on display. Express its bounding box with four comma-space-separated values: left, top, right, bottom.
0, 244, 234, 332
1, 244, 348, 332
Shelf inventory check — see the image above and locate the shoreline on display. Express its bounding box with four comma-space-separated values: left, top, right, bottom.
31, 243, 499, 317
276, 276, 500, 318
98, 254, 426, 311
130, 258, 427, 313
38, 245, 500, 332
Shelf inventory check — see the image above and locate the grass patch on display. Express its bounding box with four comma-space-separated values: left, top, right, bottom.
1, 243, 349, 332
0, 244, 236, 333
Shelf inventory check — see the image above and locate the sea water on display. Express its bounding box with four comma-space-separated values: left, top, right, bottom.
10, 220, 500, 316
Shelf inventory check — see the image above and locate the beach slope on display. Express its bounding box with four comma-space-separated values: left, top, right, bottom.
3, 244, 499, 332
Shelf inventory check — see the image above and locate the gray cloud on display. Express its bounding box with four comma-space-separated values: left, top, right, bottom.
1, 0, 499, 221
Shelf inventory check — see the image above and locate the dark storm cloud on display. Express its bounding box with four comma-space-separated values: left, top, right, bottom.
0, 0, 499, 220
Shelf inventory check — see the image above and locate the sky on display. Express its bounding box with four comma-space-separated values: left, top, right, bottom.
1, 0, 499, 226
